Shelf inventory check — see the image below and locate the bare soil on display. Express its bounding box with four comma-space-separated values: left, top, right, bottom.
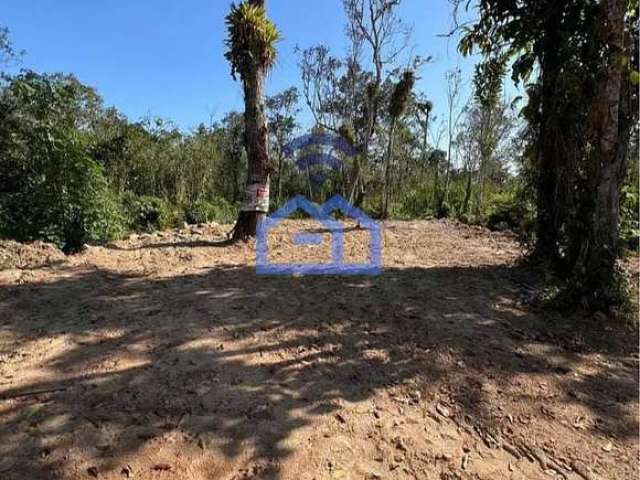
0, 220, 637, 480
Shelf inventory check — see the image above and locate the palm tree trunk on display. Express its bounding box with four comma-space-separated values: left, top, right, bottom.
232, 60, 270, 240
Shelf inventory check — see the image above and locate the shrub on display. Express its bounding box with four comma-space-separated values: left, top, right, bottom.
620, 184, 639, 251
458, 212, 478, 225
436, 201, 452, 219
59, 170, 125, 253
398, 186, 434, 218
184, 197, 238, 225
0, 152, 124, 252
121, 194, 176, 232
485, 190, 535, 238
0, 72, 125, 252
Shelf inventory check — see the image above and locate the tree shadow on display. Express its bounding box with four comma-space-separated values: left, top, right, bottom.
0, 263, 636, 479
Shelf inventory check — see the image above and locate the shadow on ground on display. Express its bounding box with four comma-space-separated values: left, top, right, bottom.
0, 263, 637, 479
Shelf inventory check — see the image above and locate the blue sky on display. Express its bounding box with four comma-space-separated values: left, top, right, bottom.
2, 0, 480, 133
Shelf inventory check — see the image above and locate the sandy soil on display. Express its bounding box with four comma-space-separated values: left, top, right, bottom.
0, 220, 637, 480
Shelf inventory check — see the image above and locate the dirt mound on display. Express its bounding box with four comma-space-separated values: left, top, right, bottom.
0, 239, 65, 270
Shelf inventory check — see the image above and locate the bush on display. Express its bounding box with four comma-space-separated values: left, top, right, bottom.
620, 184, 639, 251
0, 72, 125, 252
398, 186, 434, 218
485, 190, 535, 237
0, 153, 124, 253
436, 201, 452, 219
458, 212, 479, 225
121, 194, 178, 232
59, 172, 125, 253
184, 197, 238, 225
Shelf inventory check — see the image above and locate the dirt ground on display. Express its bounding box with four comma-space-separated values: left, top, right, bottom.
0, 220, 637, 480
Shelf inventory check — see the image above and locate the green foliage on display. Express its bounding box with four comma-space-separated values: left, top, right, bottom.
398, 185, 434, 218
546, 266, 633, 316
121, 194, 179, 233
225, 2, 281, 80
0, 72, 124, 252
485, 190, 535, 238
458, 0, 639, 312
185, 198, 238, 225
0, 66, 255, 248
620, 184, 639, 251
0, 27, 23, 68
436, 201, 452, 219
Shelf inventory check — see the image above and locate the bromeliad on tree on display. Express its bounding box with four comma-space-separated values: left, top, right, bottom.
224, 0, 281, 240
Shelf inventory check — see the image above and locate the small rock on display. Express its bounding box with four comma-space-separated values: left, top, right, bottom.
394, 437, 408, 452
436, 403, 451, 418
87, 466, 99, 478
152, 464, 171, 472
335, 413, 347, 424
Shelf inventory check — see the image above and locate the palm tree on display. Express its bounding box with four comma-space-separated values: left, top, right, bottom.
416, 99, 433, 180
225, 0, 280, 240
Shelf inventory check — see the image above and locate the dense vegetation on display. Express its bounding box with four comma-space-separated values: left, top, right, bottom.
0, 0, 637, 312
0, 70, 241, 251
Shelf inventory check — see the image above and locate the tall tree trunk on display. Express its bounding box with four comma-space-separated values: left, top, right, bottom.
432, 161, 440, 207
382, 118, 396, 218
231, 0, 270, 241
350, 58, 382, 206
462, 149, 473, 215
475, 114, 487, 215
575, 0, 628, 308
421, 113, 429, 182
275, 143, 283, 207
348, 155, 363, 207
444, 107, 453, 205
534, 1, 563, 261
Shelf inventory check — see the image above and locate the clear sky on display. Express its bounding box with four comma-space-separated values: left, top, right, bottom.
2, 0, 480, 134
